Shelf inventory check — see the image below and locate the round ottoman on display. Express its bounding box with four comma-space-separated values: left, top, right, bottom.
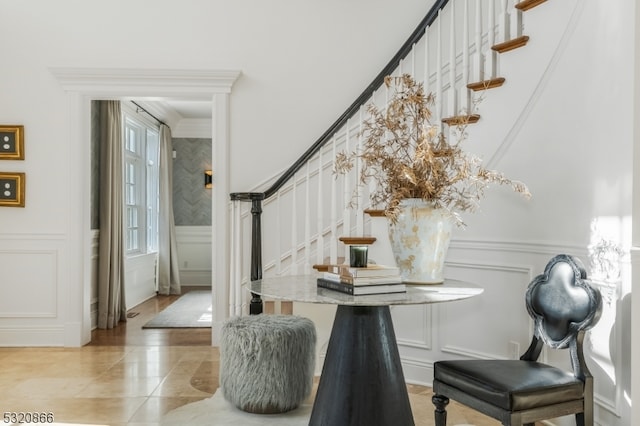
220, 314, 317, 414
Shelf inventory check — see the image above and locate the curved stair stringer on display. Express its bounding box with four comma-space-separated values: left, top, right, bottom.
465, 0, 585, 169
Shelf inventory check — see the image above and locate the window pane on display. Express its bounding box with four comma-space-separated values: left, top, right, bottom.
122, 109, 160, 255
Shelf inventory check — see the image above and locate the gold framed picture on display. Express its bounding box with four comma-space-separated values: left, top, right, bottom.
0, 172, 25, 207
0, 125, 25, 160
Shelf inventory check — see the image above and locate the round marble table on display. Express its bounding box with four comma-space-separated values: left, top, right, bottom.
249, 275, 483, 426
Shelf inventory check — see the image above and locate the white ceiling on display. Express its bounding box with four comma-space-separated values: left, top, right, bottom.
133, 98, 212, 125
164, 99, 212, 120
131, 98, 213, 138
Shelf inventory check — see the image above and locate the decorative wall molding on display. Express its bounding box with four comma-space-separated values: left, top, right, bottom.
0, 249, 59, 318
440, 345, 507, 361
49, 68, 241, 97
176, 226, 212, 285
176, 226, 213, 239
450, 238, 587, 257
445, 259, 533, 275
394, 305, 433, 350
0, 233, 67, 240
595, 393, 621, 418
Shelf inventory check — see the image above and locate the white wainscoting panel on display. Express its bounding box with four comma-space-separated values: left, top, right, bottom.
125, 252, 158, 310
0, 234, 66, 346
393, 304, 433, 350
176, 226, 212, 286
439, 260, 533, 361
0, 250, 58, 318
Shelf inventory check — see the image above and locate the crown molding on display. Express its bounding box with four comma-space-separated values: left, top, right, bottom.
50, 68, 241, 97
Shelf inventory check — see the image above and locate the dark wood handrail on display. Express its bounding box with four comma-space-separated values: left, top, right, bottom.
230, 0, 450, 202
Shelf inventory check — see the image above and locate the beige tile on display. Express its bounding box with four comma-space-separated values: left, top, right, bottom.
79, 376, 164, 398
128, 396, 209, 423
11, 377, 94, 399
101, 361, 174, 379
151, 370, 213, 398
0, 397, 147, 424
0, 293, 514, 426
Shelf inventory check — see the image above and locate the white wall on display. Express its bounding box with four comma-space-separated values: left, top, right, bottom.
0, 1, 635, 425
176, 226, 212, 286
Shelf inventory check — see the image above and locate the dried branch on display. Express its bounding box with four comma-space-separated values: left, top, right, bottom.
334, 74, 531, 226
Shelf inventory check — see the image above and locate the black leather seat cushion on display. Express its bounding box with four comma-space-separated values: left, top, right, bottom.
434, 360, 584, 411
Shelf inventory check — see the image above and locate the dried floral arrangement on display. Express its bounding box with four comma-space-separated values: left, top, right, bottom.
334, 74, 530, 226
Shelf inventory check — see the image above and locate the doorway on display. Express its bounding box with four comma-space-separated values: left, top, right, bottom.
51, 67, 240, 346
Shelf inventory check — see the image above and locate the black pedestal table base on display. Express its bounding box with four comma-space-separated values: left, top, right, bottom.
309, 305, 414, 426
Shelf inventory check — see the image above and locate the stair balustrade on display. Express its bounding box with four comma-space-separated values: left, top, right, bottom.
229, 0, 543, 315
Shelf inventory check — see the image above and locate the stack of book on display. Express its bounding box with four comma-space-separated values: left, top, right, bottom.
317, 264, 406, 295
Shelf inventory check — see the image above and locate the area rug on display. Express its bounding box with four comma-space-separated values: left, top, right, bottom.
143, 290, 212, 328
161, 390, 482, 426
161, 390, 312, 425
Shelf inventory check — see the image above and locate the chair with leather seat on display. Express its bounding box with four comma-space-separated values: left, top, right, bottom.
432, 254, 603, 426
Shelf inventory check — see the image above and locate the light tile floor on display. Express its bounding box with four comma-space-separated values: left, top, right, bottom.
0, 289, 504, 426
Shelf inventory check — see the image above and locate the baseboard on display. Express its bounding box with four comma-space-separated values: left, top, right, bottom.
0, 326, 65, 347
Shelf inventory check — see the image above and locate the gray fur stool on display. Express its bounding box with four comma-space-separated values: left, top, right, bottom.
220, 314, 316, 414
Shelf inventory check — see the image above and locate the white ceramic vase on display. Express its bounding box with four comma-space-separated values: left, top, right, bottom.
387, 198, 453, 284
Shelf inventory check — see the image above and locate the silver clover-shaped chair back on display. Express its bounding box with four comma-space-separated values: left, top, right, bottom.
526, 254, 602, 350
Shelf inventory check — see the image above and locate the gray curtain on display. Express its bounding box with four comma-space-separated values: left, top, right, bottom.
158, 124, 181, 295
97, 101, 127, 329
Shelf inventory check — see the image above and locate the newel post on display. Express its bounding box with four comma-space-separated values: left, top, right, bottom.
250, 198, 263, 314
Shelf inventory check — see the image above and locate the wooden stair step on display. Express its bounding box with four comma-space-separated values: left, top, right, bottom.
313, 257, 345, 272
492, 35, 530, 53
364, 209, 386, 217
515, 0, 547, 11
467, 77, 506, 92
338, 236, 377, 245
441, 114, 481, 126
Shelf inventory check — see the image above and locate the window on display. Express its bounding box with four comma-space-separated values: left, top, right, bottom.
123, 109, 160, 255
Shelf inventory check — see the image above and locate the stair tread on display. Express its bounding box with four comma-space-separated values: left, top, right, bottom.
338, 236, 377, 245
492, 35, 530, 53
312, 264, 331, 272
467, 77, 506, 91
364, 209, 386, 217
441, 114, 481, 126
515, 0, 547, 11
313, 257, 346, 271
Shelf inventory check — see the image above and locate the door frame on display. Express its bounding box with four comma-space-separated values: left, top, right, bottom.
51, 67, 240, 345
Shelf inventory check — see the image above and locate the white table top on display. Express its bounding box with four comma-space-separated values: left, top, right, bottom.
248, 274, 483, 306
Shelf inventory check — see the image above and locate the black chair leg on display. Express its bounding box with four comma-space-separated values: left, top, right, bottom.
432, 394, 449, 426
575, 412, 585, 426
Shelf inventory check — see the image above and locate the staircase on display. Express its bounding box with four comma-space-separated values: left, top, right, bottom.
229, 0, 558, 315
